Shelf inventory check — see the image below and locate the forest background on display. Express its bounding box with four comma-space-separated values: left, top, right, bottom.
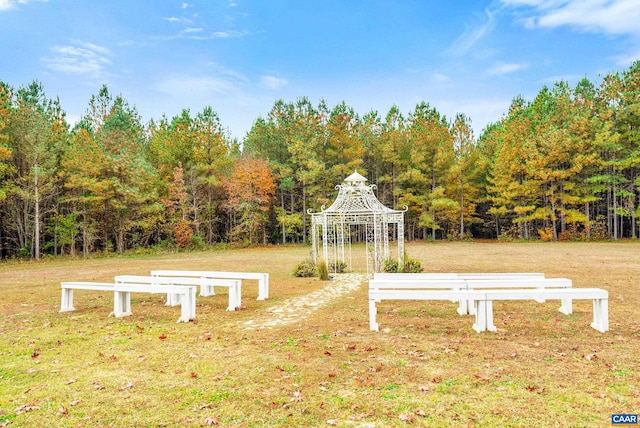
0, 60, 639, 260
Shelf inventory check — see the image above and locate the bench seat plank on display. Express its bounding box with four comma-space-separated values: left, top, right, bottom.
115, 275, 241, 311
151, 270, 269, 300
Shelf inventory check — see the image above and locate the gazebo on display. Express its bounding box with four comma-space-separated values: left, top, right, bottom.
308, 171, 406, 274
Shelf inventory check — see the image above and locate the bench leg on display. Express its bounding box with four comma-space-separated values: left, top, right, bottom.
369, 299, 379, 331
473, 300, 496, 333
472, 300, 486, 332
591, 298, 609, 332
114, 291, 132, 318
177, 290, 196, 323
226, 283, 241, 311
228, 282, 242, 310
166, 293, 182, 306
559, 297, 572, 315
60, 288, 75, 312
237, 282, 242, 308
257, 276, 268, 300
457, 299, 467, 315
485, 301, 496, 332
200, 284, 215, 297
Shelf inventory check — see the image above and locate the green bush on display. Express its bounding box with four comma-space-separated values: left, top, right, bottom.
402, 258, 423, 273
334, 261, 348, 273
383, 259, 399, 272
317, 260, 329, 280
293, 258, 317, 277
383, 257, 423, 273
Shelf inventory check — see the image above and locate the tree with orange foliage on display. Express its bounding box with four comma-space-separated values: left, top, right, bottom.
224, 157, 276, 245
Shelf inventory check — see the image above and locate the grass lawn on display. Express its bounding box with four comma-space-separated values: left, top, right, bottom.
0, 241, 638, 427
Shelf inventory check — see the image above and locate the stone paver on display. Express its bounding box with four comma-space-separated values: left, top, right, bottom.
242, 273, 367, 329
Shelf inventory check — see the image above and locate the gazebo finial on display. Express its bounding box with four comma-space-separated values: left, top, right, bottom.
344, 170, 368, 186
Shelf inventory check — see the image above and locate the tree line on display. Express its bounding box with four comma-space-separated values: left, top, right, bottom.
0, 60, 638, 259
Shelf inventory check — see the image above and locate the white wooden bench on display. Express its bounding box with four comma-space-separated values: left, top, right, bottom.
369, 275, 572, 315
150, 270, 269, 300
60, 282, 115, 312
113, 282, 196, 323
474, 288, 609, 333
115, 274, 241, 311
368, 287, 608, 333
60, 281, 196, 323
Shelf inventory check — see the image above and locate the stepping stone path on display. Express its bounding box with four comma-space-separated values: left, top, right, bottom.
242, 273, 368, 329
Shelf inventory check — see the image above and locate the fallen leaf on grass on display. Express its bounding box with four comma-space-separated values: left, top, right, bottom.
159, 333, 167, 340
119, 382, 134, 391
58, 406, 69, 415
474, 372, 491, 381
203, 416, 219, 425
399, 413, 414, 422
415, 409, 427, 417
326, 420, 338, 426
64, 379, 76, 385
15, 402, 40, 414
525, 385, 545, 394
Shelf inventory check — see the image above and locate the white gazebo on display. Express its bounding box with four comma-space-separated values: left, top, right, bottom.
308, 171, 406, 274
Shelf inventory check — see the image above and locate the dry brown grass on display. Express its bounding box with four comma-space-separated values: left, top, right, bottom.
0, 242, 638, 427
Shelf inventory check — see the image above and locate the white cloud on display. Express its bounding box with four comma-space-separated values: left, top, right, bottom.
260, 75, 288, 90
182, 27, 203, 33
211, 30, 246, 38
487, 62, 528, 75
207, 62, 250, 84
163, 16, 193, 25
502, 0, 640, 36
43, 40, 111, 77
0, 0, 46, 11
448, 8, 497, 57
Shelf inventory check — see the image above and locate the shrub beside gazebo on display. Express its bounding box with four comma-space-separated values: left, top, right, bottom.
308, 171, 406, 274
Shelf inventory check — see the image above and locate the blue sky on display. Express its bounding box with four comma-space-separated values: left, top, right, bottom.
1, 0, 639, 140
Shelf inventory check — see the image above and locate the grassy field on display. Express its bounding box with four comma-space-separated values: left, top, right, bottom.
0, 242, 638, 427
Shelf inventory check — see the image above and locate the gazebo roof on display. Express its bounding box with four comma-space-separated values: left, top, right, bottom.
312, 171, 404, 215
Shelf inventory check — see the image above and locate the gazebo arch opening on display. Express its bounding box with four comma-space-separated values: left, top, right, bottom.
308, 171, 406, 274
